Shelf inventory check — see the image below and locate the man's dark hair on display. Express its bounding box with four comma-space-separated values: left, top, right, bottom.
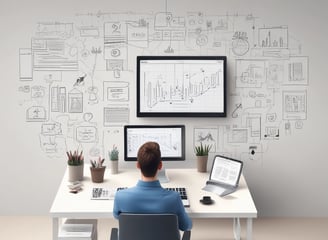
137, 141, 161, 177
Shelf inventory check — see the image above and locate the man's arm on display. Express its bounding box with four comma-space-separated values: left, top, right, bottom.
113, 194, 120, 219
175, 195, 192, 231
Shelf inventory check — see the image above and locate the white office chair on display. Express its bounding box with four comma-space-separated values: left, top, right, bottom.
110, 213, 191, 240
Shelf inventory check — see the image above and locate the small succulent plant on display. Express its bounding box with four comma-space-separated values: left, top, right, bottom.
66, 150, 84, 166
90, 156, 105, 168
109, 145, 119, 161
195, 142, 212, 156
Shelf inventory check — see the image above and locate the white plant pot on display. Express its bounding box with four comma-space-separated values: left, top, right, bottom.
110, 160, 118, 174
68, 164, 84, 182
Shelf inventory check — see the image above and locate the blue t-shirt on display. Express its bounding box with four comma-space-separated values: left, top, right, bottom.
113, 180, 192, 231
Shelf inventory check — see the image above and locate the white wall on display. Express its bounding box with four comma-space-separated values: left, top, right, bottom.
0, 0, 327, 216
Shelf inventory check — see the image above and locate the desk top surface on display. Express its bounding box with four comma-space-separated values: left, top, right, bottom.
50, 166, 257, 218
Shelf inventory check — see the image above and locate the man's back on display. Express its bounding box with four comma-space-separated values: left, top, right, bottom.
113, 180, 192, 231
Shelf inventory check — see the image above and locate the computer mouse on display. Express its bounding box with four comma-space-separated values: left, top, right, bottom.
200, 196, 214, 205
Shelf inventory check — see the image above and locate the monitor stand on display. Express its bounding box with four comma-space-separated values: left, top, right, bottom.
158, 168, 169, 183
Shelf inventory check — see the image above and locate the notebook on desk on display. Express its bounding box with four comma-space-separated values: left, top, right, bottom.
202, 155, 243, 197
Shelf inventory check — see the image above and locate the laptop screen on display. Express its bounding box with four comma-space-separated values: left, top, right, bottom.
210, 155, 243, 186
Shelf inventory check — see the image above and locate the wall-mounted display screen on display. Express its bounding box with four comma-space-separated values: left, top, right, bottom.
137, 56, 227, 117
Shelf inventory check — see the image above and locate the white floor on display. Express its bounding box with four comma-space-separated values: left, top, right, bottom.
0, 216, 327, 240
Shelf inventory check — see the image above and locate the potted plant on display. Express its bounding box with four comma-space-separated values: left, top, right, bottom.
90, 157, 106, 183
195, 142, 212, 172
66, 150, 84, 182
109, 145, 119, 174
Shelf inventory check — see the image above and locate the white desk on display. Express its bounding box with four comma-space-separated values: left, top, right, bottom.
50, 166, 257, 240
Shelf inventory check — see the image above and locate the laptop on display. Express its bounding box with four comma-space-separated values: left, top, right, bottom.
202, 155, 243, 197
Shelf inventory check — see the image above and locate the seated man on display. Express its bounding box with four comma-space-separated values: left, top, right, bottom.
113, 141, 192, 231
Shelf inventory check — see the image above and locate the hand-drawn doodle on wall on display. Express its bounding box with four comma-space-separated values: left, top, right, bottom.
241, 143, 264, 163
103, 81, 129, 102
68, 88, 83, 113
232, 103, 243, 118
228, 128, 248, 144
103, 105, 130, 126
284, 56, 309, 85
102, 127, 124, 160
153, 12, 186, 53
127, 21, 149, 48
74, 112, 102, 159
243, 114, 262, 140
19, 48, 33, 81
258, 26, 288, 48
17, 9, 309, 162
193, 127, 218, 152
104, 21, 128, 74
26, 106, 47, 122
76, 113, 98, 143
235, 59, 266, 88
32, 38, 78, 71
282, 90, 307, 120
51, 86, 67, 113
232, 31, 249, 56
39, 122, 65, 154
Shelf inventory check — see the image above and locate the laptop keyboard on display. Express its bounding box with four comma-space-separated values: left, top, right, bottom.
116, 187, 190, 207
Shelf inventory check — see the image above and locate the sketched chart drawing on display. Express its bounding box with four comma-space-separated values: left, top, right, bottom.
282, 91, 307, 120
284, 56, 309, 85
258, 26, 288, 48
236, 59, 266, 88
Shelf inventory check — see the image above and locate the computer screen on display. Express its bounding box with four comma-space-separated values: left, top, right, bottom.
124, 125, 185, 161
137, 56, 227, 117
210, 155, 243, 186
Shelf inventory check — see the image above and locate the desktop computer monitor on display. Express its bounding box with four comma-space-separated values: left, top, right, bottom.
124, 125, 185, 182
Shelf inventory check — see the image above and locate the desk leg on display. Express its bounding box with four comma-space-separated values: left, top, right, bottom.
52, 217, 59, 240
246, 218, 253, 240
233, 218, 241, 240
